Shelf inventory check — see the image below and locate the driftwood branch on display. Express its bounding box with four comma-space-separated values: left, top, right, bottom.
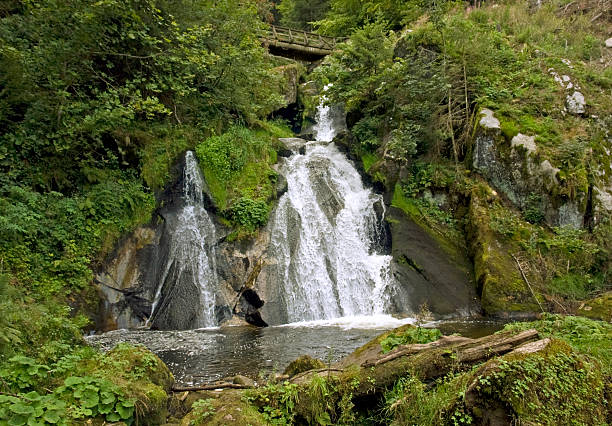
511, 253, 545, 313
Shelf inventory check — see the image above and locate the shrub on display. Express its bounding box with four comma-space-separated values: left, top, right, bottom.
229, 197, 270, 231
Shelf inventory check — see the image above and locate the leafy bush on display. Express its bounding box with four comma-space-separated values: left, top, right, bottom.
0, 177, 154, 296
229, 198, 270, 231
196, 127, 251, 181
195, 123, 285, 234
246, 381, 299, 425
0, 343, 170, 425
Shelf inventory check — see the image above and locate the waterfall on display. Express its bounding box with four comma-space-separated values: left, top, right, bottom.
149, 151, 218, 329
313, 85, 344, 142
268, 104, 398, 323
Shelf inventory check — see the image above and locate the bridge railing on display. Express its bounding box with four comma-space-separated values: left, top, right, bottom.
263, 25, 340, 53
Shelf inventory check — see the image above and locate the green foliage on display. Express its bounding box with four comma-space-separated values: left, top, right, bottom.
383, 372, 474, 426
0, 392, 68, 426
488, 200, 608, 303
277, 0, 330, 31
501, 314, 612, 375
523, 193, 544, 224
0, 343, 170, 424
316, 20, 445, 161
0, 359, 136, 424
0, 177, 154, 296
191, 398, 216, 424
229, 198, 270, 231
472, 343, 606, 425
0, 280, 86, 363
392, 164, 461, 239
196, 123, 283, 233
315, 0, 416, 35
380, 327, 442, 353
246, 381, 299, 425
0, 0, 282, 190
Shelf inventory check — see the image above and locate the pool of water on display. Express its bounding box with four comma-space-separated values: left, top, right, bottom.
86, 315, 507, 386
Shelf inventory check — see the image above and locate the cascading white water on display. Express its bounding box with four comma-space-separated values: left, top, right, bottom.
268, 105, 398, 323
149, 151, 218, 328
313, 85, 340, 142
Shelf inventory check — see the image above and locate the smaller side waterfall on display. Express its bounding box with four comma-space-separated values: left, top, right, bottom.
149, 151, 218, 329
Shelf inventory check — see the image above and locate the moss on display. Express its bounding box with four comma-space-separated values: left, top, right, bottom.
466, 186, 540, 315
500, 314, 612, 376
283, 355, 326, 377
92, 344, 174, 425
339, 323, 417, 367
182, 390, 267, 426
361, 152, 380, 172
390, 183, 469, 272
465, 339, 607, 425
578, 292, 612, 322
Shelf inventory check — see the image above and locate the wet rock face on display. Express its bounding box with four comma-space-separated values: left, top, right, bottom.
387, 207, 479, 317
471, 108, 589, 229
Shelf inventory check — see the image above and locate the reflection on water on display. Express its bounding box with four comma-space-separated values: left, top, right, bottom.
86, 317, 506, 386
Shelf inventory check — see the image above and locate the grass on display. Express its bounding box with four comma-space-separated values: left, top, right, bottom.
501, 314, 612, 375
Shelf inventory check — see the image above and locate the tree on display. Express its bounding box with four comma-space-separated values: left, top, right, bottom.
277, 0, 330, 31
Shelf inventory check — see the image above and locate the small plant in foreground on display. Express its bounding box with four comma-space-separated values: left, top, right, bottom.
190, 398, 215, 425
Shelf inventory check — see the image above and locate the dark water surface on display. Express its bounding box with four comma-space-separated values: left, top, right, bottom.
87, 317, 507, 386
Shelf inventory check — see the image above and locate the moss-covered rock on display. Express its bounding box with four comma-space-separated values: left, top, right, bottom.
97, 344, 174, 425
466, 184, 540, 316
577, 291, 612, 322
283, 355, 326, 377
463, 339, 607, 425
180, 390, 267, 426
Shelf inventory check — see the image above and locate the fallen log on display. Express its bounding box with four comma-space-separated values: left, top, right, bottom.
362, 335, 474, 368
292, 329, 539, 403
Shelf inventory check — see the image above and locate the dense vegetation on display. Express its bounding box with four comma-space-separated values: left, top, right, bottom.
313, 0, 611, 314
0, 0, 287, 422
244, 315, 610, 425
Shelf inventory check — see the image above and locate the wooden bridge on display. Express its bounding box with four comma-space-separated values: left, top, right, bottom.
262, 26, 340, 61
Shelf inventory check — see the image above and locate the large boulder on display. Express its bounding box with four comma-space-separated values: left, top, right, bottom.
471, 108, 589, 228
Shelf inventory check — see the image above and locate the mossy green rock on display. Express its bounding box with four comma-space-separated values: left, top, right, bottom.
463, 339, 607, 425
101, 344, 174, 425
283, 355, 326, 377
578, 292, 612, 322
180, 390, 266, 426
466, 185, 540, 316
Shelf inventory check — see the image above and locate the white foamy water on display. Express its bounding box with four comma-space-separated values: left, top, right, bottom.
268, 103, 400, 323
276, 314, 416, 330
